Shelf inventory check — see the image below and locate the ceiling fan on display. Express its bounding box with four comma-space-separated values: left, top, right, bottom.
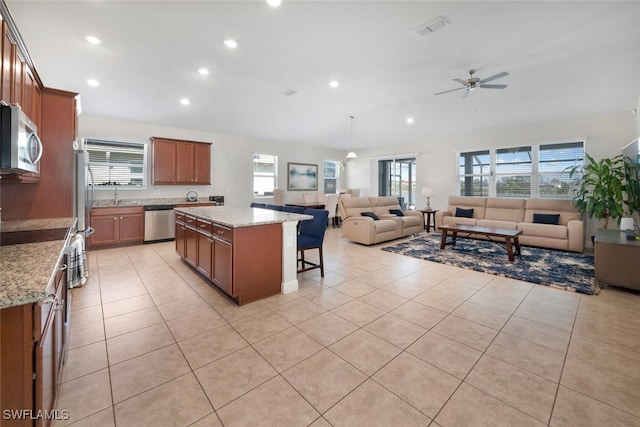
434, 69, 509, 97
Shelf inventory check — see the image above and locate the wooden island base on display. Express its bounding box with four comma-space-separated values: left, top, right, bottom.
176, 211, 283, 305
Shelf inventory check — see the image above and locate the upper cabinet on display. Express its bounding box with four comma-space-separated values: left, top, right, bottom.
1, 18, 41, 129
151, 137, 211, 185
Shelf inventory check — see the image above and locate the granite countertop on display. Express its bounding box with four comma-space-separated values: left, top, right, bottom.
93, 198, 216, 208
1, 217, 77, 233
0, 217, 75, 309
0, 238, 69, 309
176, 206, 312, 228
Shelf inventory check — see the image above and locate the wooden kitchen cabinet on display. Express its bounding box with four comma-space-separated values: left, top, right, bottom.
89, 206, 144, 247
0, 249, 68, 427
151, 137, 211, 185
175, 212, 186, 257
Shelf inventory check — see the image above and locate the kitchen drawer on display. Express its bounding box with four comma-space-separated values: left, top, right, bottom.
184, 215, 197, 230
175, 212, 186, 224
212, 224, 233, 243
91, 206, 143, 216
196, 219, 212, 234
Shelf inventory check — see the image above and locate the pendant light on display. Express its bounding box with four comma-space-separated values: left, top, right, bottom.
346, 115, 358, 159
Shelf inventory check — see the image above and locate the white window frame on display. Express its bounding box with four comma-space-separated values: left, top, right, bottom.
86, 139, 147, 190
458, 140, 584, 199
253, 153, 278, 197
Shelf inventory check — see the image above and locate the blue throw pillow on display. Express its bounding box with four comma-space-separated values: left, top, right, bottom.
533, 213, 560, 225
389, 209, 404, 216
361, 211, 379, 220
455, 207, 474, 218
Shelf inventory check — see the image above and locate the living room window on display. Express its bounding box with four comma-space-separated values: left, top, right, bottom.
496, 146, 532, 198
539, 141, 585, 199
459, 150, 490, 197
253, 154, 278, 197
323, 160, 340, 194
459, 141, 584, 198
86, 139, 147, 189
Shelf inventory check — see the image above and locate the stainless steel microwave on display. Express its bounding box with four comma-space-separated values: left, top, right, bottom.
0, 104, 43, 174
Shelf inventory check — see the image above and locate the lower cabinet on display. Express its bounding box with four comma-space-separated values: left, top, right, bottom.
0, 253, 68, 427
176, 213, 282, 305
89, 207, 144, 247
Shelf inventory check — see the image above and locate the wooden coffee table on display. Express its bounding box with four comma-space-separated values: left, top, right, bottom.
439, 224, 522, 261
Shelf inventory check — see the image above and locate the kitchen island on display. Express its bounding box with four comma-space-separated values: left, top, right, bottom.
175, 206, 311, 305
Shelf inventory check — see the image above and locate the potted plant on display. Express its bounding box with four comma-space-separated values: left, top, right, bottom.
623, 156, 640, 228
568, 154, 626, 229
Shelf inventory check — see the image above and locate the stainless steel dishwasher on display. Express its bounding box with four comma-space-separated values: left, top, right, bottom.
144, 205, 176, 243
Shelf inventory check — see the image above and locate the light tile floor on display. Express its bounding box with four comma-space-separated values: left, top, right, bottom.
55, 228, 640, 427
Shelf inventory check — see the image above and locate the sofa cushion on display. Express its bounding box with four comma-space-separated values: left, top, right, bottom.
389, 209, 404, 216
485, 198, 525, 222
524, 199, 581, 226
518, 222, 568, 239
455, 207, 474, 218
447, 196, 486, 218
443, 216, 477, 226
476, 219, 518, 230
361, 211, 379, 220
374, 219, 398, 233
533, 213, 560, 225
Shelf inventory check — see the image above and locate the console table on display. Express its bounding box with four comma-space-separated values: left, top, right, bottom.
594, 228, 640, 290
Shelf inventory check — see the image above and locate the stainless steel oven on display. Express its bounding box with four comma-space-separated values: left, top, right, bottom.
0, 105, 43, 174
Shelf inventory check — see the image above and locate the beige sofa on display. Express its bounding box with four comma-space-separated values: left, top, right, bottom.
435, 196, 584, 252
338, 196, 424, 245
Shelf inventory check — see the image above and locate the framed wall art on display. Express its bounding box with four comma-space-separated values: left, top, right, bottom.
287, 162, 318, 191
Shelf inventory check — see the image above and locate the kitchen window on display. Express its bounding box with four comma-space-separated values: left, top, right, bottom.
253, 154, 278, 197
458, 141, 584, 198
86, 139, 147, 189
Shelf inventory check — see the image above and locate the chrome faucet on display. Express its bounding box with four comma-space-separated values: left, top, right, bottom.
114, 187, 119, 205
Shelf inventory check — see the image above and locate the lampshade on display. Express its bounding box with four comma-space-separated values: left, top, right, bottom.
346, 151, 358, 159
422, 187, 435, 197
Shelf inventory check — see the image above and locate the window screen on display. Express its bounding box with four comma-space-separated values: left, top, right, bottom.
86, 139, 146, 188
459, 150, 490, 196
496, 146, 531, 198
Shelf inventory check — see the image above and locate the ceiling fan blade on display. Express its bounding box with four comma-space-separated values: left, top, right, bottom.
434, 86, 466, 96
479, 83, 508, 89
479, 71, 509, 84
453, 78, 468, 85
461, 89, 470, 98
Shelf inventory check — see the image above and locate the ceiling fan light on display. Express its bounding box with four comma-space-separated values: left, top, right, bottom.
346, 151, 358, 159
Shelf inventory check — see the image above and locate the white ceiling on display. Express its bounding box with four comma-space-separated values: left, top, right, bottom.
6, 1, 640, 151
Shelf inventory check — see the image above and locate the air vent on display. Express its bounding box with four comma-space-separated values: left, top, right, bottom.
412, 15, 449, 37
281, 89, 297, 96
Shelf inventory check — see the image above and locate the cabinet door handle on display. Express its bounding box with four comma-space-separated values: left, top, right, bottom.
120, 216, 123, 220
59, 264, 67, 272
114, 217, 117, 220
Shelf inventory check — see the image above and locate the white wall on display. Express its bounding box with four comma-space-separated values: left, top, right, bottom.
79, 115, 344, 207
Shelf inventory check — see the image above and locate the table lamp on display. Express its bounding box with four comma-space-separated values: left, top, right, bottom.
422, 187, 435, 210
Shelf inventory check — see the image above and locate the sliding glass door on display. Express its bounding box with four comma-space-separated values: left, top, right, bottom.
378, 158, 416, 209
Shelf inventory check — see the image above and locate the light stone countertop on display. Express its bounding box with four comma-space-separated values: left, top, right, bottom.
0, 217, 76, 309
175, 206, 312, 228
1, 217, 77, 233
0, 239, 69, 308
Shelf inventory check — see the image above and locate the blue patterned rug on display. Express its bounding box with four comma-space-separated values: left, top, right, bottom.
382, 233, 597, 295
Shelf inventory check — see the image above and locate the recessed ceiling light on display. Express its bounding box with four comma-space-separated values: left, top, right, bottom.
406, 117, 414, 124
329, 80, 339, 88
265, 0, 282, 7
224, 39, 238, 49
85, 35, 101, 45
180, 98, 190, 106
198, 68, 210, 76
86, 79, 99, 87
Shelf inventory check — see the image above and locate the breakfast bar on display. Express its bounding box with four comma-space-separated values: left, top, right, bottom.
174, 206, 311, 305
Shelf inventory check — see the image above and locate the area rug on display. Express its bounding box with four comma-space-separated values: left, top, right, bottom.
382, 233, 597, 295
